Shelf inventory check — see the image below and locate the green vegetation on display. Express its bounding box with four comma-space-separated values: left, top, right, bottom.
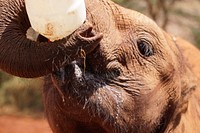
0, 72, 44, 116
172, 8, 200, 48
191, 28, 200, 49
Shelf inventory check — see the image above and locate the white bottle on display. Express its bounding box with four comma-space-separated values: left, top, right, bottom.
25, 0, 86, 42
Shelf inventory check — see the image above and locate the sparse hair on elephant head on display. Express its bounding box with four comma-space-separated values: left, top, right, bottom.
0, 0, 200, 133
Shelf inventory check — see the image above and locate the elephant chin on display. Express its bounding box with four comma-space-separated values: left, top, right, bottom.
49, 42, 127, 130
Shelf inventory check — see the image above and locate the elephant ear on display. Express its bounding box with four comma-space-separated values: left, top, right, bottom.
171, 37, 198, 98
165, 64, 198, 132
174, 38, 199, 129
163, 32, 197, 96
163, 33, 199, 132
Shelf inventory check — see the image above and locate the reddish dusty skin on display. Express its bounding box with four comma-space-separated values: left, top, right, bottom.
0, 0, 200, 133
0, 115, 52, 133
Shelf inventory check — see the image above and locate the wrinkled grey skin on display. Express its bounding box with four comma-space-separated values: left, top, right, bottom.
0, 0, 200, 133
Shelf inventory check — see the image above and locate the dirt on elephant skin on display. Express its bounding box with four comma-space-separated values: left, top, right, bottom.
0, 115, 52, 133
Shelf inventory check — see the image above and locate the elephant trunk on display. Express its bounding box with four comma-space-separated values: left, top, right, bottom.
0, 0, 64, 78
0, 0, 102, 78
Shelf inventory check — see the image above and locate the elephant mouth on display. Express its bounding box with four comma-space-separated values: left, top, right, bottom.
51, 46, 122, 99
50, 46, 127, 132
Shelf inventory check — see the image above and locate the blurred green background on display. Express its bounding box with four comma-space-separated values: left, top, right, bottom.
0, 0, 200, 116
0, 73, 44, 116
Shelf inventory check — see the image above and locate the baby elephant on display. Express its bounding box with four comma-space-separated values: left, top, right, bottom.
0, 0, 200, 133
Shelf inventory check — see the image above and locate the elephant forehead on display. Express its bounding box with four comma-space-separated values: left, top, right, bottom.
124, 10, 163, 35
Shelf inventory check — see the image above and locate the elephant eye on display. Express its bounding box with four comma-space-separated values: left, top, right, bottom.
137, 40, 154, 57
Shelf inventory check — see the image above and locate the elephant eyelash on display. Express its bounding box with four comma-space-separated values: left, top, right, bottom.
137, 40, 154, 57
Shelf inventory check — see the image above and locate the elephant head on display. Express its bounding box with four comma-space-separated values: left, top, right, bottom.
1, 0, 199, 133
